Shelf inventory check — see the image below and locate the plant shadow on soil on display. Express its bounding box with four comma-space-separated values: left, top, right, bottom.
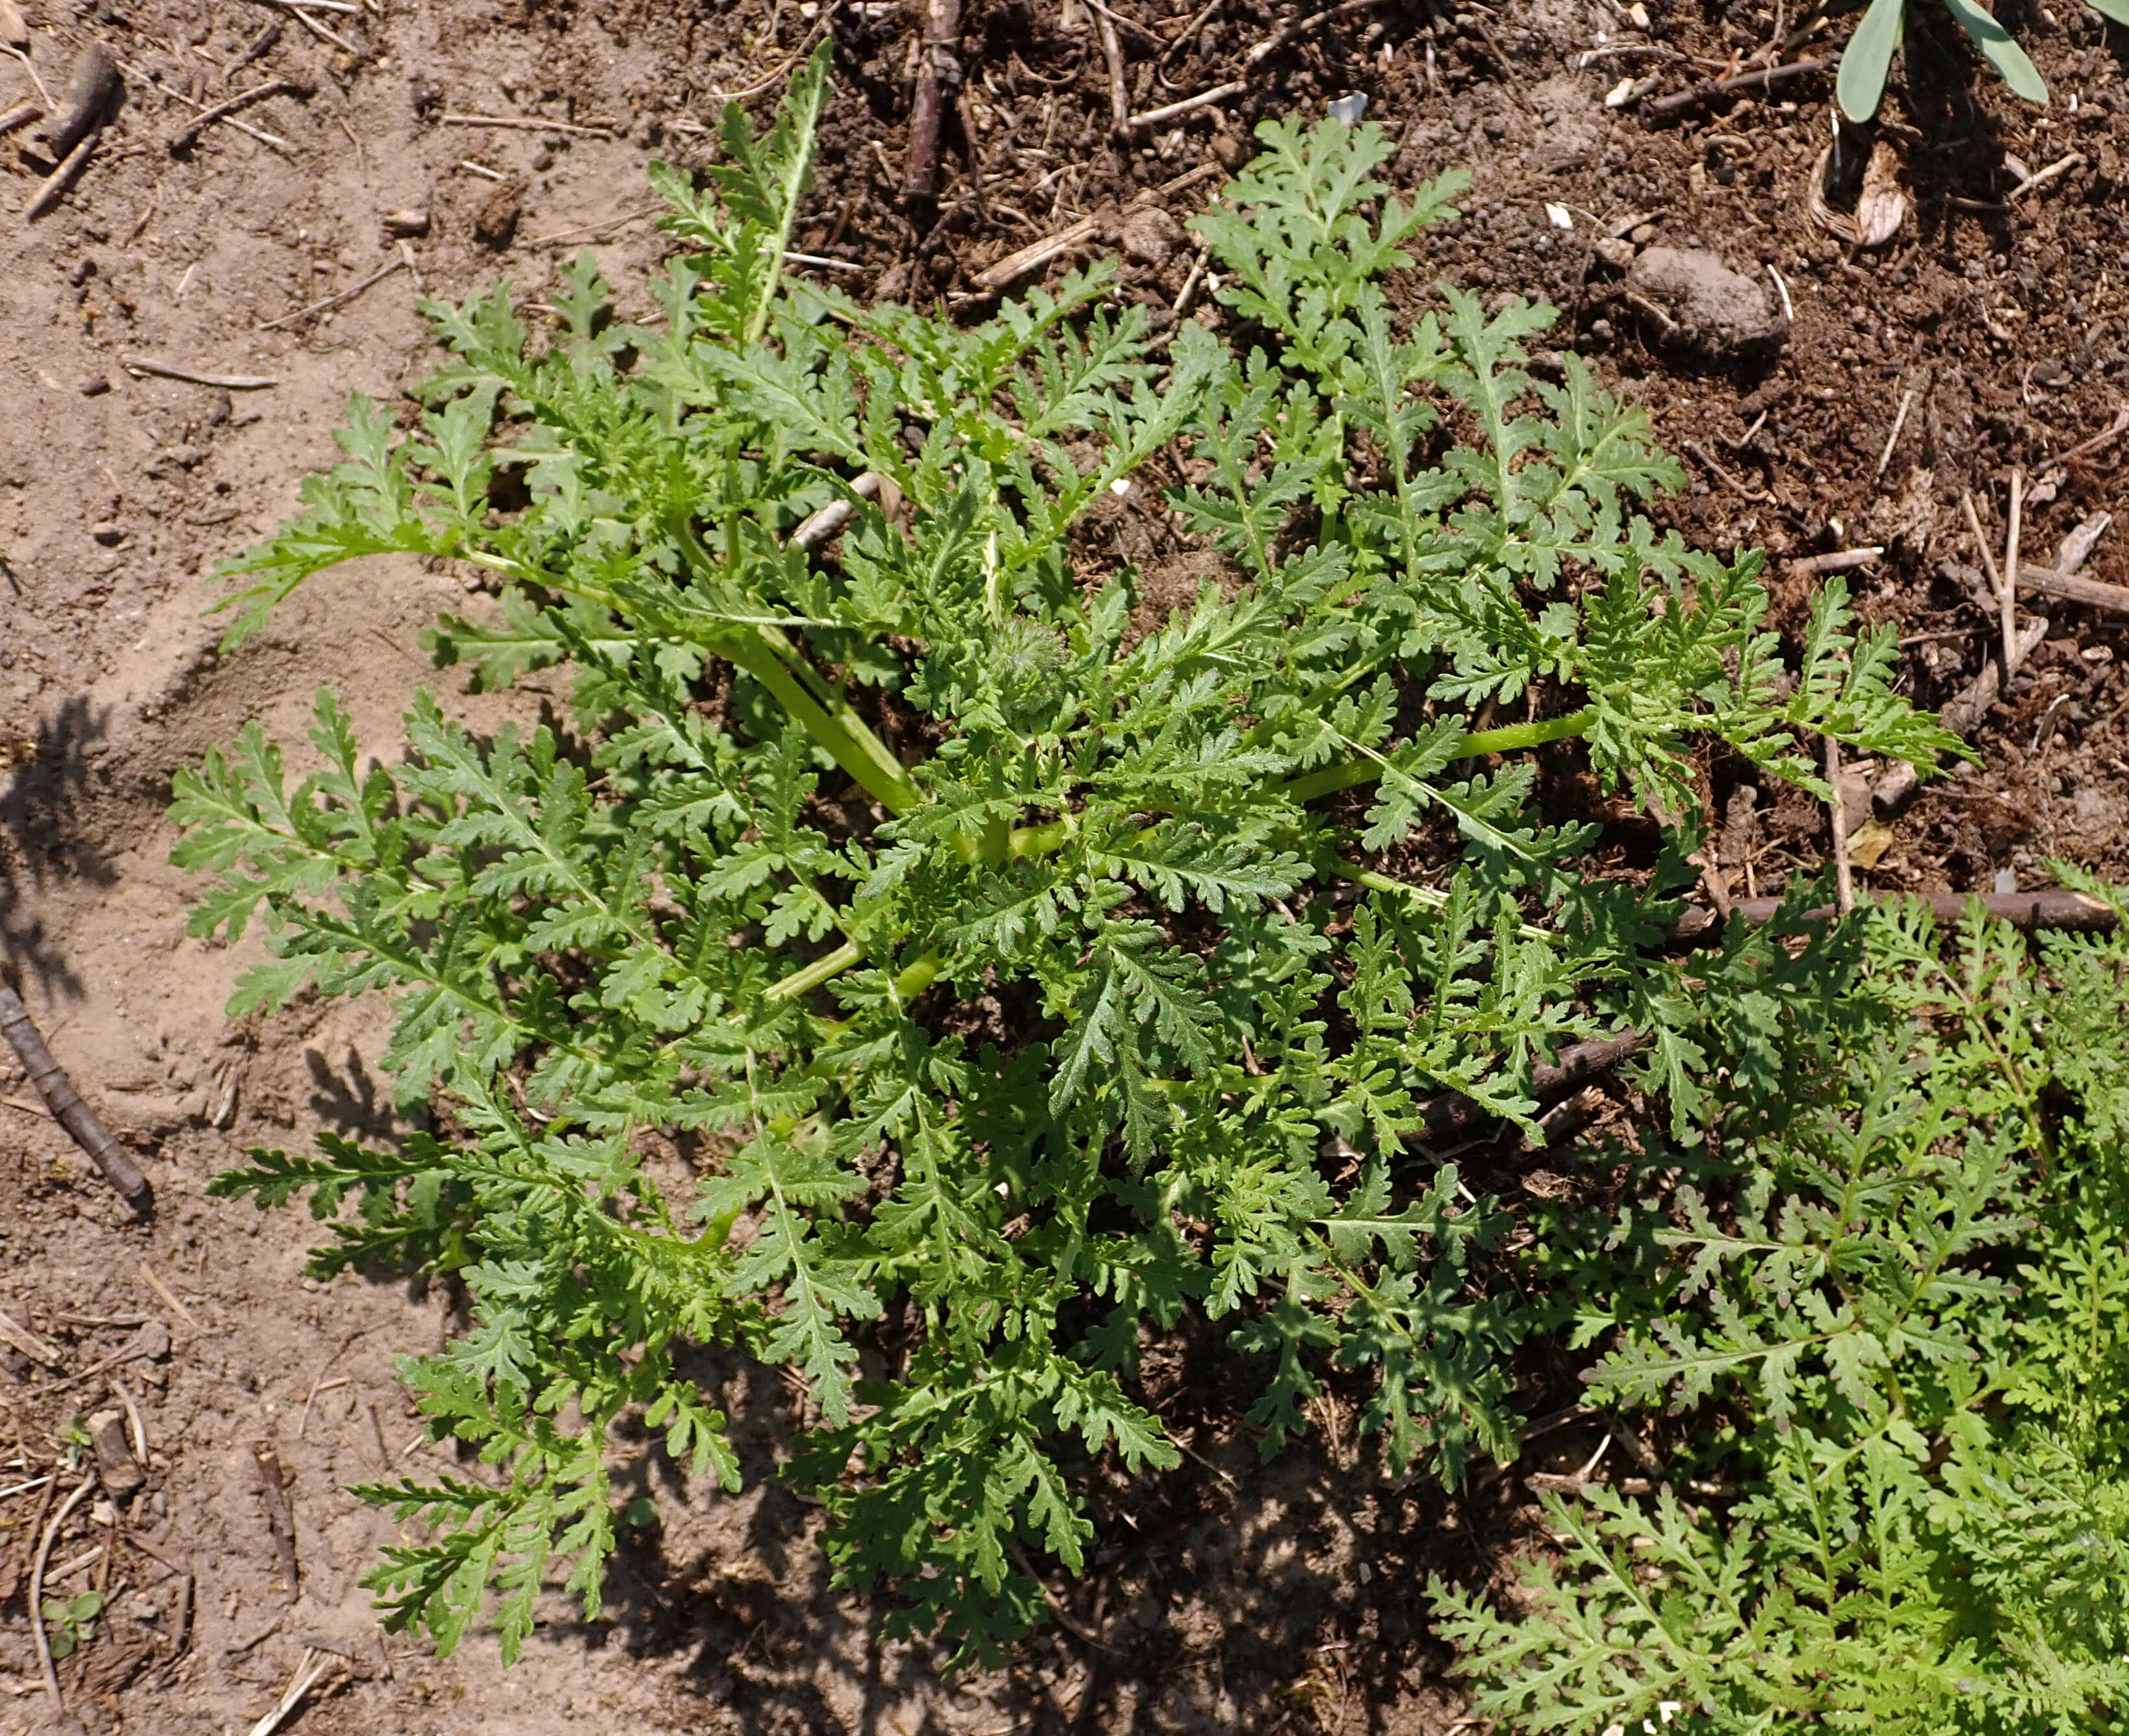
0, 695, 111, 997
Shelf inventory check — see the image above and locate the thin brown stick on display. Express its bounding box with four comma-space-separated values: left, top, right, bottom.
1961, 489, 2002, 598
439, 112, 615, 138
1826, 733, 1853, 913
0, 985, 150, 1214
2008, 151, 2083, 201
1161, 0, 1226, 62
1242, 0, 1393, 69
119, 353, 279, 389
1095, 5, 1129, 133
23, 129, 97, 222
137, 1262, 202, 1331
2018, 563, 2129, 615
2053, 404, 2129, 466
257, 254, 404, 329
253, 1442, 300, 1601
168, 77, 309, 151
2003, 467, 2024, 674
0, 99, 40, 135
1128, 0, 1393, 131
29, 1475, 95, 1713
1874, 388, 1916, 483
903, 0, 963, 205
1126, 77, 1246, 131
1787, 546, 1881, 578
1647, 51, 1837, 115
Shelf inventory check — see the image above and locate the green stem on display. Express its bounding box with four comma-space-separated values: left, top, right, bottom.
719, 631, 923, 815
764, 940, 863, 1004
1460, 711, 1594, 756
1283, 709, 1595, 804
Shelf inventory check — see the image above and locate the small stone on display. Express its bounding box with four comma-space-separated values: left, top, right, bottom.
2031, 357, 2068, 387
381, 207, 430, 238
79, 376, 109, 396
1629, 221, 1660, 246
89, 522, 123, 545
1623, 245, 1788, 366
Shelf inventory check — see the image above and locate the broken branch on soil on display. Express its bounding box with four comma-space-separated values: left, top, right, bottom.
2003, 466, 2025, 673
439, 111, 616, 137
973, 161, 1220, 291
2018, 563, 2129, 615
2009, 151, 2082, 201
253, 1442, 300, 1600
136, 1262, 202, 1331
1787, 546, 1882, 577
247, 1648, 342, 1736
168, 76, 309, 152
0, 984, 151, 1214
1961, 488, 2002, 596
1874, 610, 2049, 813
247, 0, 360, 55
120, 354, 279, 389
1646, 51, 1837, 115
0, 1306, 60, 1367
0, 99, 40, 136
258, 253, 405, 329
1128, 0, 1392, 130
1095, 3, 1129, 133
1875, 388, 1917, 482
2052, 403, 2129, 466
792, 472, 884, 551
903, 0, 962, 206
23, 129, 97, 221
29, 1474, 95, 1713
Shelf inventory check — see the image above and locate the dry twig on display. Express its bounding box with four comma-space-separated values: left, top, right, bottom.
38, 42, 118, 161
29, 1475, 95, 1713
1647, 51, 1837, 114
904, 0, 963, 206
1095, 4, 1129, 132
259, 253, 405, 329
1787, 546, 1882, 578
120, 354, 279, 389
246, 1647, 341, 1736
24, 130, 98, 222
440, 111, 615, 137
168, 77, 309, 152
2003, 466, 2024, 672
1128, 0, 1393, 130
1826, 733, 1853, 914
0, 984, 150, 1213
136, 1262, 202, 1331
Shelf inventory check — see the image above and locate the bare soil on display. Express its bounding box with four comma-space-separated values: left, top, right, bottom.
1, 0, 2126, 1731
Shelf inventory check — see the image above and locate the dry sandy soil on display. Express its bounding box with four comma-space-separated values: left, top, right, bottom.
1, 0, 2127, 1731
